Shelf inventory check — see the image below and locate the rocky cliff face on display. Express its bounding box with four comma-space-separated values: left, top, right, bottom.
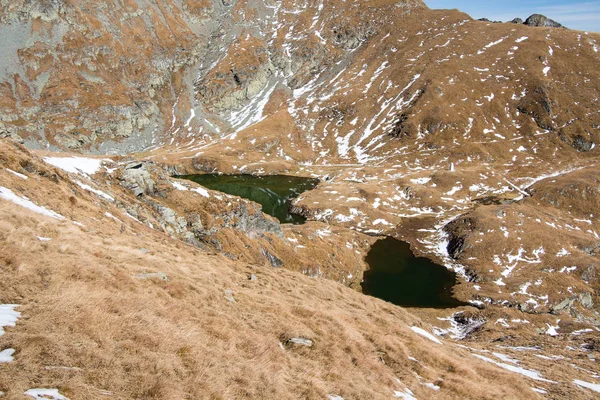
0, 0, 427, 152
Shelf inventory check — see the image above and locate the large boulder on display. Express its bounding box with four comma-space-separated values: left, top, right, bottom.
120, 163, 156, 197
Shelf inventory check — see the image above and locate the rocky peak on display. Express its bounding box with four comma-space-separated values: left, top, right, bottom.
524, 13, 564, 28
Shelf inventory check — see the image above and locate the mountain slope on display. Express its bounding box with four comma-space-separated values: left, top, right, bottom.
0, 140, 544, 399
1, 0, 600, 398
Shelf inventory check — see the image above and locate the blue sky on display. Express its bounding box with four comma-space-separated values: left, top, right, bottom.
424, 1, 600, 32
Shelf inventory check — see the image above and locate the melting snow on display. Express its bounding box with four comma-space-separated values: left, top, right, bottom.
473, 354, 555, 382
393, 388, 417, 400
184, 108, 196, 127
0, 304, 20, 336
230, 79, 278, 132
75, 181, 114, 201
394, 380, 417, 400
25, 389, 70, 400
43, 157, 103, 176
559, 266, 577, 274
6, 169, 27, 179
171, 181, 189, 191
423, 382, 440, 391
0, 187, 65, 220
192, 187, 210, 198
543, 66, 551, 76
492, 352, 519, 364
435, 312, 485, 340
0, 348, 15, 362
410, 177, 431, 185
574, 380, 600, 393
485, 38, 505, 48
411, 327, 442, 344
446, 186, 462, 196
546, 321, 560, 336
495, 247, 544, 278
373, 219, 392, 226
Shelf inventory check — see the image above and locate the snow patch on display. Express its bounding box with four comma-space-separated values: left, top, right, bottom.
473, 354, 555, 382
192, 187, 210, 198
0, 304, 20, 336
411, 327, 442, 344
393, 388, 417, 400
0, 348, 15, 363
43, 157, 103, 176
546, 321, 560, 337
543, 66, 551, 76
373, 219, 392, 226
171, 181, 189, 191
25, 389, 70, 400
574, 379, 600, 393
410, 177, 431, 185
6, 169, 28, 179
75, 181, 114, 202
0, 187, 65, 220
423, 382, 440, 391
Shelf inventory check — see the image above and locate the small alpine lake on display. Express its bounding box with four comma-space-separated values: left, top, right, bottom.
177, 174, 319, 224
361, 237, 467, 308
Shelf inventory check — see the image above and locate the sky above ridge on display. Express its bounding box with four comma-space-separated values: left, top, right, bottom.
424, 0, 600, 32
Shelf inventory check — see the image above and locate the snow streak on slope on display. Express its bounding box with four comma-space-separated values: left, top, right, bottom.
0, 187, 65, 220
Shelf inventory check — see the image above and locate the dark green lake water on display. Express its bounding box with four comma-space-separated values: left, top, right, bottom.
361, 237, 466, 308
177, 174, 319, 224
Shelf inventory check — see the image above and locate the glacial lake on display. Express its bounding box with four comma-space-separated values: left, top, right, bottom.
361, 237, 466, 308
177, 174, 319, 224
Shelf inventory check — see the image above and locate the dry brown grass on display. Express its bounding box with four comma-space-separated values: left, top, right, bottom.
0, 140, 544, 399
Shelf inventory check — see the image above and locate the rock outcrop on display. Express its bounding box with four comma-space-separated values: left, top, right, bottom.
525, 14, 564, 28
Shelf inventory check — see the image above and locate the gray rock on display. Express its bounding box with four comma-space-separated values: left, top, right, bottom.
582, 265, 597, 283
524, 14, 563, 28
121, 163, 155, 196
223, 203, 283, 238
248, 273, 257, 281
478, 18, 502, 24
579, 292, 594, 309
153, 204, 187, 234
188, 213, 204, 234
444, 216, 477, 260
262, 248, 283, 267
581, 244, 600, 256
0, 124, 24, 144
510, 18, 524, 24
572, 135, 595, 152
551, 297, 575, 314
